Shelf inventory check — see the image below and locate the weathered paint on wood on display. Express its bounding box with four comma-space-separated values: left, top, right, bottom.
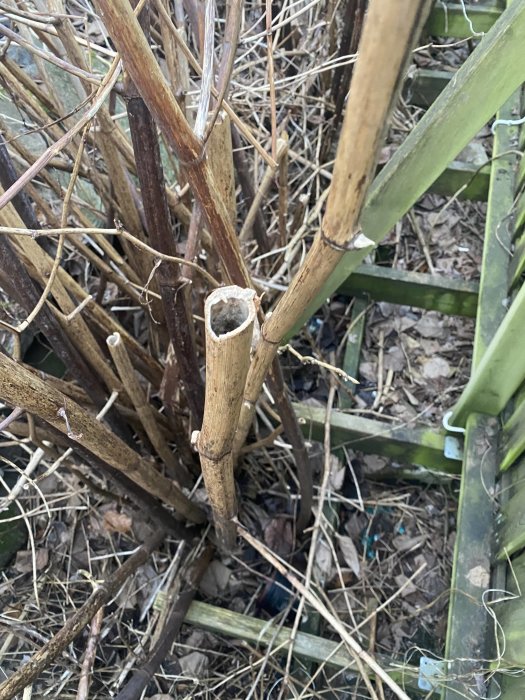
339, 297, 368, 409
293, 403, 461, 473
340, 264, 479, 317
184, 600, 426, 692
426, 2, 503, 39
444, 414, 498, 700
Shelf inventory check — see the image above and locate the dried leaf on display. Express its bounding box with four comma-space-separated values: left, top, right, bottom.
415, 313, 444, 339
313, 538, 333, 586
383, 346, 406, 372
328, 453, 345, 491
337, 535, 361, 578
394, 574, 418, 597
199, 560, 232, 598
179, 651, 209, 678
359, 361, 377, 382
421, 356, 450, 379
363, 454, 388, 473
264, 517, 294, 557
392, 535, 425, 552
103, 510, 133, 534
15, 548, 49, 573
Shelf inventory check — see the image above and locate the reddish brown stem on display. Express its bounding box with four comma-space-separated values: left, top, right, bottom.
126, 94, 205, 425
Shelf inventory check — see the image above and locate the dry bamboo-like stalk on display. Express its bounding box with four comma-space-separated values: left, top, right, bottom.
95, 0, 251, 289
106, 332, 192, 487
0, 351, 205, 523
205, 111, 236, 227
233, 0, 432, 454
194, 286, 257, 549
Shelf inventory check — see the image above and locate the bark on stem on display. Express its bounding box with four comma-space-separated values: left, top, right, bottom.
0, 351, 204, 523
233, 0, 432, 454
195, 286, 257, 549
107, 332, 192, 487
126, 86, 205, 426
95, 0, 251, 288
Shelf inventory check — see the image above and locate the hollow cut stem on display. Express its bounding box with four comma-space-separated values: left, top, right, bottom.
195, 286, 257, 549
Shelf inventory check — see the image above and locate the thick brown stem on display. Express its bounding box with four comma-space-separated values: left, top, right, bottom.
0, 351, 205, 523
95, 0, 251, 288
126, 94, 205, 426
195, 286, 257, 549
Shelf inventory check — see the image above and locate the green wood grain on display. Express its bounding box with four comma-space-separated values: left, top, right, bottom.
450, 276, 525, 424
339, 297, 368, 410
493, 551, 525, 666
293, 403, 460, 473
444, 82, 522, 700
450, 88, 522, 424
426, 2, 503, 38
340, 264, 479, 316
444, 414, 499, 700
501, 393, 525, 471
184, 600, 427, 693
497, 478, 525, 557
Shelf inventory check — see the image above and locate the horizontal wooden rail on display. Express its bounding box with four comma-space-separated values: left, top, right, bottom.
340, 264, 479, 317
426, 2, 503, 38
294, 404, 461, 474
184, 601, 429, 694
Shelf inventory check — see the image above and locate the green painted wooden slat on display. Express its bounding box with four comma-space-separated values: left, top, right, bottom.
293, 403, 461, 473
340, 264, 479, 317
405, 68, 453, 108
444, 414, 499, 700
501, 393, 525, 471
513, 188, 525, 234
184, 601, 428, 693
339, 297, 367, 409
508, 231, 525, 288
450, 277, 525, 424
426, 2, 503, 38
287, 1, 525, 338
450, 89, 523, 425
430, 160, 490, 200
497, 479, 525, 557
518, 152, 525, 190
444, 80, 523, 700
493, 551, 525, 666
499, 675, 525, 700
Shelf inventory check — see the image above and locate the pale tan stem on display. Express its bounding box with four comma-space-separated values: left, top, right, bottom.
0, 352, 204, 523
106, 332, 192, 487
206, 112, 236, 227
239, 137, 288, 242
195, 286, 257, 548
233, 0, 431, 454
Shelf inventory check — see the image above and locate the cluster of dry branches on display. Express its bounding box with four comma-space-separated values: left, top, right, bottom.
0, 0, 433, 697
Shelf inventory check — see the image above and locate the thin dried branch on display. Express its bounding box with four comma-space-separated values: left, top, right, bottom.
0, 529, 166, 700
